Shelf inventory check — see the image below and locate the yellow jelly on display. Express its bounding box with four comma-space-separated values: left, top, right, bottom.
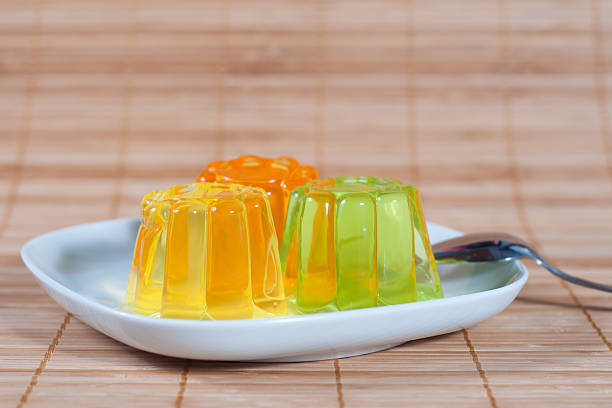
124, 182, 286, 320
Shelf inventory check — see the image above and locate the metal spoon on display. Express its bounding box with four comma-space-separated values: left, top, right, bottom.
432, 232, 612, 293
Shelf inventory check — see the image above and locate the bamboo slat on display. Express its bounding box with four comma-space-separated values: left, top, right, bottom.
1, 0, 611, 407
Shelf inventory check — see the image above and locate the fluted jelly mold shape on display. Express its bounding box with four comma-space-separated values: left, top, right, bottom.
279, 177, 443, 313
197, 155, 318, 246
124, 182, 286, 320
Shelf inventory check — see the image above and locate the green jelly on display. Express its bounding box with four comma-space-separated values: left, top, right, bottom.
280, 177, 443, 314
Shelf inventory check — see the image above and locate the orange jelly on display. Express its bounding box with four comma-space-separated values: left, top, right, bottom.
198, 156, 317, 296
198, 155, 316, 243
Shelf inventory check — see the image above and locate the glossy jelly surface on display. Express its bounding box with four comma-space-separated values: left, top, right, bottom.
280, 177, 443, 313
197, 155, 317, 248
125, 182, 286, 320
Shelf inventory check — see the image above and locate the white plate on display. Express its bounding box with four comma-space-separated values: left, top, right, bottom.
21, 217, 527, 362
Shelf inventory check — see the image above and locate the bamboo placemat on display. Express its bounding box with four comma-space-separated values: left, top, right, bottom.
1, 0, 611, 407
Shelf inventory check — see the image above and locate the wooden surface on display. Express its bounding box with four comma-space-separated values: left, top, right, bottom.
1, 0, 612, 407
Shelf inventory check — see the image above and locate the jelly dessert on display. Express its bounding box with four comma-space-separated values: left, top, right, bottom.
279, 177, 443, 313
197, 155, 317, 246
124, 182, 286, 320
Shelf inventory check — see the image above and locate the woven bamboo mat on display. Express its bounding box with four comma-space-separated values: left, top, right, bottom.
1, 0, 612, 407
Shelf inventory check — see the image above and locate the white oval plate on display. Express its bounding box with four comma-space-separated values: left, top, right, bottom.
21, 217, 527, 362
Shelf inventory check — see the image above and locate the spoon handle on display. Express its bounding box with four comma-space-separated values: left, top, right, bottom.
532, 253, 612, 293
